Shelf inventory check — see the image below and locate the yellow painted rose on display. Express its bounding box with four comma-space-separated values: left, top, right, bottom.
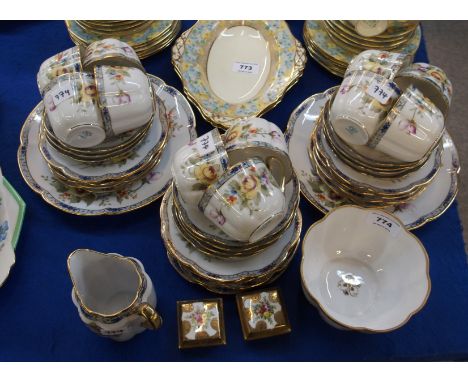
80, 84, 97, 103
194, 163, 219, 185
52, 66, 70, 78
240, 174, 261, 200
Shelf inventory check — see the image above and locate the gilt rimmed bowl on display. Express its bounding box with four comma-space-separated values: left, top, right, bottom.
301, 205, 430, 332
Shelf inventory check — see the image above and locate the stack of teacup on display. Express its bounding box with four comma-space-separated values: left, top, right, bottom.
36, 39, 168, 194
171, 118, 299, 260
311, 49, 452, 206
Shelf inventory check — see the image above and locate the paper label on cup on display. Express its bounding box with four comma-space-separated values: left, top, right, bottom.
50, 83, 74, 107
196, 131, 217, 156
232, 62, 259, 74
366, 80, 395, 105
366, 211, 401, 237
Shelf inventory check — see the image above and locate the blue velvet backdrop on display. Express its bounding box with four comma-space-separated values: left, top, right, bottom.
0, 21, 467, 361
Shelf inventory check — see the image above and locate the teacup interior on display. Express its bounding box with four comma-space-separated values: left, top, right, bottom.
303, 207, 429, 331
69, 250, 141, 315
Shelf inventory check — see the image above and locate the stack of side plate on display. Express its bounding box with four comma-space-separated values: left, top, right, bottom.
66, 20, 181, 59
38, 81, 170, 195
286, 88, 460, 230
303, 20, 421, 77
171, 172, 300, 260
161, 184, 302, 294
320, 96, 439, 178
18, 75, 198, 217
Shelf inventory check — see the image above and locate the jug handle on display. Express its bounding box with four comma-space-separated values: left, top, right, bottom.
138, 303, 163, 330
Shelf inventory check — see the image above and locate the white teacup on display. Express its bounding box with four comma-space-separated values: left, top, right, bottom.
172, 129, 229, 206
369, 86, 445, 163
44, 72, 106, 148
330, 70, 401, 146
37, 46, 83, 96
395, 62, 452, 117
94, 65, 155, 137
224, 118, 292, 188
83, 38, 144, 72
198, 158, 286, 243
346, 50, 411, 80
68, 249, 162, 342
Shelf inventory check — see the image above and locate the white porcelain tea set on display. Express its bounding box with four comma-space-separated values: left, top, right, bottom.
10, 26, 461, 342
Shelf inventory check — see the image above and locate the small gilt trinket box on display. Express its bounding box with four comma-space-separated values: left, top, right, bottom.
236, 287, 291, 340
177, 298, 226, 349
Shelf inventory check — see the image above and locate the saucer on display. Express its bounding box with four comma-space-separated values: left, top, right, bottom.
160, 185, 302, 294
172, 172, 299, 251
39, 95, 168, 185
313, 119, 441, 197
286, 88, 460, 229
18, 75, 196, 216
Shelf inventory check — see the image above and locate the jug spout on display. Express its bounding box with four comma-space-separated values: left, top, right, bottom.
67, 249, 161, 341
67, 249, 144, 317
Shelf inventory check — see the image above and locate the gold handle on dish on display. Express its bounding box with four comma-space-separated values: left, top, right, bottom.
138, 303, 163, 330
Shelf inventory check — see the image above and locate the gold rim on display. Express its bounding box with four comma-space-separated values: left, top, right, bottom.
312, 112, 442, 197
38, 96, 169, 186
172, 22, 307, 129
17, 75, 197, 216
300, 204, 431, 333
172, 194, 299, 259
160, 184, 302, 286
285, 87, 460, 230
67, 249, 146, 319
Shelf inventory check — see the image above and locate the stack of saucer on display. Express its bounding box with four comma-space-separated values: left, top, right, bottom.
303, 20, 421, 76
66, 20, 181, 59
306, 51, 453, 208
310, 100, 443, 207
38, 97, 168, 194
161, 118, 301, 294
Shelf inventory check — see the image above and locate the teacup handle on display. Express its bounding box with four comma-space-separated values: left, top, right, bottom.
266, 156, 286, 192
138, 303, 163, 330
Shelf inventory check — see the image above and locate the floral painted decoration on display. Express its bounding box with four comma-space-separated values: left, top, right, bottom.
38, 46, 82, 95
225, 122, 283, 146
337, 271, 364, 297
305, 20, 421, 67
221, 163, 278, 214
347, 50, 410, 80
172, 21, 306, 128
398, 62, 453, 110
177, 299, 226, 349
236, 288, 291, 340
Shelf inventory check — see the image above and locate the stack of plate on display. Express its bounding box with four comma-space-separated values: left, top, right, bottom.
303, 20, 421, 76
19, 75, 197, 216
37, 85, 169, 195
161, 178, 302, 294
286, 88, 460, 230
66, 20, 181, 59
308, 92, 444, 207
